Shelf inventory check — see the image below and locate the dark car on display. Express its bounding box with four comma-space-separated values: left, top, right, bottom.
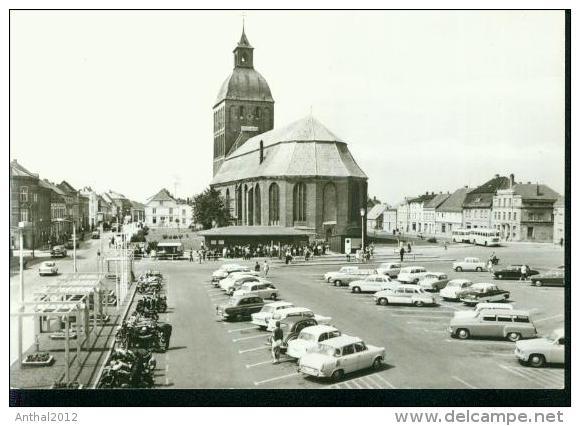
65, 238, 80, 249
216, 294, 265, 321
50, 245, 67, 258
530, 266, 565, 287
459, 282, 510, 306
492, 265, 538, 280
266, 317, 318, 353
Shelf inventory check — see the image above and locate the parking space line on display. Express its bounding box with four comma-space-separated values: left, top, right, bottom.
356, 376, 375, 389
452, 376, 478, 389
233, 334, 266, 342
499, 365, 561, 388
246, 360, 274, 369
509, 366, 564, 388
343, 381, 354, 389
228, 326, 260, 333
534, 314, 564, 323
254, 372, 301, 386
365, 375, 384, 388
392, 314, 450, 319
374, 374, 397, 389
445, 339, 514, 346
238, 346, 266, 354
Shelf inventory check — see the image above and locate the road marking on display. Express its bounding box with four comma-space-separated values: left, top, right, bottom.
232, 334, 266, 342
254, 372, 301, 386
392, 314, 450, 319
452, 376, 478, 389
365, 375, 384, 388
228, 326, 260, 333
356, 377, 373, 389
445, 339, 514, 346
383, 308, 454, 314
246, 360, 274, 368
238, 346, 266, 354
499, 365, 562, 388
534, 314, 564, 323
374, 374, 397, 389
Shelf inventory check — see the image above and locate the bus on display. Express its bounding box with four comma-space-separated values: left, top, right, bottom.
469, 228, 501, 246
451, 229, 471, 243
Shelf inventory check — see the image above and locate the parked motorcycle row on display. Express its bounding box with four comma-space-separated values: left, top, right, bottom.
98, 348, 157, 388
136, 270, 164, 295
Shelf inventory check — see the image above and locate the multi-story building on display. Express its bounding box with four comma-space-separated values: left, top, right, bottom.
396, 199, 411, 233
145, 189, 193, 228
367, 204, 397, 234
406, 193, 437, 235
104, 190, 133, 223
492, 183, 560, 242
435, 186, 471, 238
463, 174, 511, 229
10, 160, 52, 250
130, 201, 146, 223
553, 196, 565, 246
97, 194, 113, 226
80, 187, 100, 229
57, 181, 81, 230
40, 179, 71, 244
422, 193, 450, 236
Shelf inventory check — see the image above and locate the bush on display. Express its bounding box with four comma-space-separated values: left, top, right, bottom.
427, 237, 437, 243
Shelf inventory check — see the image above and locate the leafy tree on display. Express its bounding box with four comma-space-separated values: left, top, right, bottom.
192, 187, 231, 229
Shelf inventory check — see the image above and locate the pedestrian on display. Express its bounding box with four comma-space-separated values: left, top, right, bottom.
189, 250, 193, 262
254, 261, 261, 272
399, 246, 405, 262
520, 264, 528, 281
407, 242, 412, 253
263, 260, 270, 277
198, 250, 202, 264
444, 241, 448, 251
271, 321, 283, 364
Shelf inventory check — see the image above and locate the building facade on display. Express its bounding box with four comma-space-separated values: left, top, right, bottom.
367, 204, 398, 235
463, 174, 511, 229
104, 190, 133, 223
553, 196, 564, 245
435, 187, 471, 238
144, 189, 193, 228
40, 180, 72, 245
422, 193, 450, 236
131, 201, 146, 223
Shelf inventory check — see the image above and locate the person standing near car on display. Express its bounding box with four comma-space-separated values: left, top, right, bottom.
520, 264, 528, 281
263, 260, 270, 277
399, 246, 405, 262
271, 321, 283, 364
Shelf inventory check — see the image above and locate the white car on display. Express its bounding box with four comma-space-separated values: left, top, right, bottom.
418, 272, 449, 292
374, 285, 437, 307
454, 302, 514, 318
233, 280, 279, 300
397, 266, 429, 283
324, 266, 359, 282
375, 263, 401, 278
39, 261, 58, 276
440, 279, 474, 300
515, 328, 565, 368
348, 274, 396, 293
212, 265, 257, 284
286, 325, 342, 359
452, 257, 487, 272
219, 273, 261, 292
251, 301, 295, 329
298, 335, 385, 381
266, 307, 332, 331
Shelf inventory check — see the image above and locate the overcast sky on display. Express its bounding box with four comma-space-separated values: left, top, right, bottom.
9, 10, 565, 204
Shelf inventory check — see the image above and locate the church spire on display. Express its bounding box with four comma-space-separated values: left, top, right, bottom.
233, 26, 254, 68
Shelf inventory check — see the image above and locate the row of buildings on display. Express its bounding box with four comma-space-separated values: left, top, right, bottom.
10, 159, 145, 250
368, 174, 564, 244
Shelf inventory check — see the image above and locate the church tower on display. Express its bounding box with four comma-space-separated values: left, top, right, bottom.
213, 28, 275, 175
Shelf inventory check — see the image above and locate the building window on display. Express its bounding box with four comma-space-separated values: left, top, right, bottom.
269, 183, 280, 225
169, 208, 173, 215
33, 193, 38, 203
153, 216, 157, 224
239, 106, 245, 120
152, 208, 156, 214
20, 209, 29, 222
502, 212, 506, 220
182, 209, 186, 216
19, 186, 28, 202
254, 184, 261, 225
513, 212, 517, 221
323, 182, 337, 223
293, 182, 307, 223
508, 212, 511, 220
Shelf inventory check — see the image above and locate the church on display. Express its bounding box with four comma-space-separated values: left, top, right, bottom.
207, 28, 368, 251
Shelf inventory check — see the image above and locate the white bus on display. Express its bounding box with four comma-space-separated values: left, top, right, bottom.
469, 228, 501, 246
451, 229, 471, 243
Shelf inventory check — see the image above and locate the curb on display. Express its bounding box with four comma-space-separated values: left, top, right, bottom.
280, 258, 458, 267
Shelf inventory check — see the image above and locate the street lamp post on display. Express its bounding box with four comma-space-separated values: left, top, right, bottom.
359, 207, 366, 252
17, 221, 30, 367
72, 221, 77, 273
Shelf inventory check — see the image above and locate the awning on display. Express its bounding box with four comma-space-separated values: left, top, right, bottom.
198, 226, 315, 237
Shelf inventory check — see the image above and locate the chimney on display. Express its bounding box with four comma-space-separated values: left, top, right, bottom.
495, 174, 499, 178
509, 173, 515, 187
536, 184, 541, 196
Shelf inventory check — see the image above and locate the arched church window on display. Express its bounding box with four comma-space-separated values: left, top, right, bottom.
269, 183, 280, 226
293, 182, 307, 223
255, 107, 261, 119
323, 182, 337, 223
247, 187, 254, 226
254, 184, 261, 225
225, 188, 231, 215
239, 106, 245, 120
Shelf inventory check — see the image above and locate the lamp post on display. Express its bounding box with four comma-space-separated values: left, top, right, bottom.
359, 207, 366, 252
17, 221, 31, 366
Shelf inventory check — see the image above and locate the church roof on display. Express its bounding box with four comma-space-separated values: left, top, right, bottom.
237, 29, 252, 48
147, 188, 176, 203
211, 115, 367, 185
10, 160, 39, 179
214, 67, 273, 107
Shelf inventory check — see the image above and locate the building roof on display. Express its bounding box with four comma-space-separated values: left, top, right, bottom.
40, 179, 67, 196
424, 193, 450, 209
198, 226, 316, 237
511, 184, 560, 201
130, 200, 146, 210
147, 188, 176, 203
10, 160, 39, 178
58, 180, 77, 194
407, 193, 437, 204
211, 115, 367, 185
463, 176, 511, 208
106, 190, 127, 200
437, 187, 472, 213
215, 67, 273, 107
237, 28, 252, 48
367, 204, 388, 220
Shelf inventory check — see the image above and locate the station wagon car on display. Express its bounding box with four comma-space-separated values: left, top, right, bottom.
397, 266, 429, 283
515, 328, 565, 367
454, 302, 514, 318
440, 279, 474, 300
530, 267, 565, 287
233, 280, 279, 300
251, 301, 295, 329
330, 269, 377, 287
418, 272, 449, 292
266, 317, 319, 354
219, 273, 261, 292
452, 257, 487, 272
212, 264, 258, 284
375, 263, 401, 278
39, 261, 58, 276
374, 285, 436, 307
267, 307, 332, 331
459, 283, 510, 305
298, 335, 385, 381
449, 309, 537, 341
286, 325, 342, 359
324, 266, 359, 282
215, 294, 264, 321
492, 265, 539, 280
348, 275, 395, 293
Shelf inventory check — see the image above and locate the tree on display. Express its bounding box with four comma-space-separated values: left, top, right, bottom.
192, 187, 231, 229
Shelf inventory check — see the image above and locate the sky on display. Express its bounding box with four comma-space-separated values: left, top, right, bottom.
9, 10, 566, 204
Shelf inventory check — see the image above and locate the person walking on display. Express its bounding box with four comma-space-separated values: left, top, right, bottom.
407, 242, 412, 253
254, 261, 261, 272
189, 249, 193, 262
271, 321, 284, 364
520, 264, 528, 281
444, 241, 448, 251
263, 260, 270, 277
399, 246, 405, 262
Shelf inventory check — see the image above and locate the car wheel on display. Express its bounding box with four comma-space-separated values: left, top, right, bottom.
476, 267, 482, 272
378, 298, 388, 306
413, 279, 419, 284
334, 280, 342, 287
497, 274, 503, 279
529, 354, 546, 368
352, 287, 361, 293
455, 266, 463, 272
270, 293, 277, 300
331, 369, 344, 382
372, 357, 382, 370
534, 280, 543, 287
414, 300, 424, 307
506, 332, 521, 342
457, 329, 470, 340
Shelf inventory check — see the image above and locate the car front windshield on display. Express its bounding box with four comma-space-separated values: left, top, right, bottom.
546, 331, 560, 342
261, 306, 275, 314
299, 332, 316, 342
312, 344, 338, 356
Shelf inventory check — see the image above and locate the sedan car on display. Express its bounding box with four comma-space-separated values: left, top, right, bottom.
418, 272, 449, 292
267, 307, 332, 331
232, 280, 279, 300
348, 274, 395, 293
298, 335, 385, 381
286, 325, 342, 359
219, 273, 261, 292
266, 317, 319, 354
440, 279, 474, 300
397, 266, 428, 284
452, 257, 487, 272
530, 267, 565, 287
324, 266, 359, 282
50, 245, 67, 258
375, 263, 401, 278
212, 264, 258, 284
330, 269, 377, 287
515, 328, 565, 367
374, 285, 437, 307
492, 265, 539, 280
251, 301, 295, 329
459, 283, 510, 306
39, 261, 58, 276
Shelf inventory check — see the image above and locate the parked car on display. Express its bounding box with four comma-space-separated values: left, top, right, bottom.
330, 269, 377, 287
286, 325, 342, 359
449, 309, 537, 341
298, 335, 385, 381
530, 267, 565, 287
459, 283, 510, 305
65, 238, 80, 249
374, 285, 437, 307
50, 245, 67, 258
266, 307, 332, 331
251, 301, 295, 329
348, 274, 395, 293
492, 265, 539, 280
91, 230, 100, 239
324, 266, 359, 282
375, 263, 401, 278
397, 266, 429, 284
233, 280, 279, 300
452, 257, 487, 272
212, 264, 258, 284
266, 317, 319, 354
39, 261, 58, 276
454, 302, 514, 318
440, 279, 474, 301
515, 328, 565, 367
219, 273, 261, 292
418, 272, 449, 292
215, 294, 265, 321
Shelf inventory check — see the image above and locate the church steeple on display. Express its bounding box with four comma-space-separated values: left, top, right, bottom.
233, 27, 254, 68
